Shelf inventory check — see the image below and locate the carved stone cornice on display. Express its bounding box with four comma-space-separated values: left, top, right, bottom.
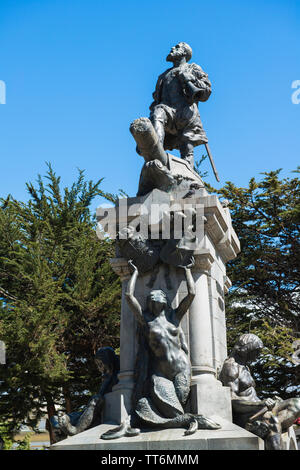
223, 276, 232, 294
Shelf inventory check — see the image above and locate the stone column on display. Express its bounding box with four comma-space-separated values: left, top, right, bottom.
103, 258, 136, 424
188, 251, 233, 421
189, 255, 215, 381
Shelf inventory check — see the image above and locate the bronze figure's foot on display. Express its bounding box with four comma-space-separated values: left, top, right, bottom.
57, 411, 77, 436
100, 416, 140, 440
184, 414, 221, 435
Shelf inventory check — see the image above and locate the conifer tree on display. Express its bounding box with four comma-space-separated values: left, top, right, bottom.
218, 168, 300, 398
0, 164, 121, 442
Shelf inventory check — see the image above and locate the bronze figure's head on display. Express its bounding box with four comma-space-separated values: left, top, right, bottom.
147, 289, 168, 315
166, 42, 192, 63
232, 333, 264, 362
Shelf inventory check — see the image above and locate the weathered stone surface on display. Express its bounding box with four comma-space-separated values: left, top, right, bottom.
50, 418, 263, 450
189, 380, 232, 422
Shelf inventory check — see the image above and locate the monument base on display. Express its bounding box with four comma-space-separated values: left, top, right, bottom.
50, 417, 264, 451
189, 379, 233, 422
102, 388, 133, 424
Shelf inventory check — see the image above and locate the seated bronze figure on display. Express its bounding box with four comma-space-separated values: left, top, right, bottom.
219, 333, 300, 450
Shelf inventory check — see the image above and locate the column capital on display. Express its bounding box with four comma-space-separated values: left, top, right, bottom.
109, 257, 131, 281
193, 249, 214, 272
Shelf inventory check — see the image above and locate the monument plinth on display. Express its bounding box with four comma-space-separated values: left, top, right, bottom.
52, 183, 263, 449
99, 187, 240, 426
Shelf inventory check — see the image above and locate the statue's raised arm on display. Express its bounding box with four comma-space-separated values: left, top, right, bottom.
175, 256, 196, 322
125, 260, 144, 325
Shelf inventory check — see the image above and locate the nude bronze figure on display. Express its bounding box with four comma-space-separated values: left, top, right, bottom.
101, 257, 220, 439
219, 333, 300, 450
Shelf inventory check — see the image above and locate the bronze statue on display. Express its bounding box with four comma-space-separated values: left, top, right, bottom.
149, 42, 211, 168
129, 43, 213, 196
101, 257, 220, 439
51, 347, 119, 440
219, 333, 300, 450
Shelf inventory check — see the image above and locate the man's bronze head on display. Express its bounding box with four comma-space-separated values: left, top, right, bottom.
232, 333, 264, 362
95, 346, 119, 374
166, 42, 192, 63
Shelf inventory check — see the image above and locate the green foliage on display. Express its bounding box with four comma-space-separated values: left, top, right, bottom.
0, 164, 121, 440
0, 423, 13, 449
14, 433, 31, 450
194, 154, 217, 193
194, 155, 208, 179
0, 423, 32, 450
219, 168, 300, 398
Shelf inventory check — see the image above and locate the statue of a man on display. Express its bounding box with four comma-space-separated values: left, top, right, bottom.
149, 42, 211, 167
219, 333, 300, 450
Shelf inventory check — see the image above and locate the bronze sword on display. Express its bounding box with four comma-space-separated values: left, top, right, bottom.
205, 142, 220, 182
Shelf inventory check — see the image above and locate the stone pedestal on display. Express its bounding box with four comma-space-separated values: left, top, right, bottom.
51, 186, 264, 450
50, 418, 264, 451
101, 263, 136, 424
190, 382, 232, 422
96, 187, 240, 425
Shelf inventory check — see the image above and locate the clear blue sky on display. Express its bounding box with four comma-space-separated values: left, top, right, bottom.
0, 0, 299, 211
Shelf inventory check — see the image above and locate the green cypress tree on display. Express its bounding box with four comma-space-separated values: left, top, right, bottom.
218, 168, 300, 399
0, 164, 121, 442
